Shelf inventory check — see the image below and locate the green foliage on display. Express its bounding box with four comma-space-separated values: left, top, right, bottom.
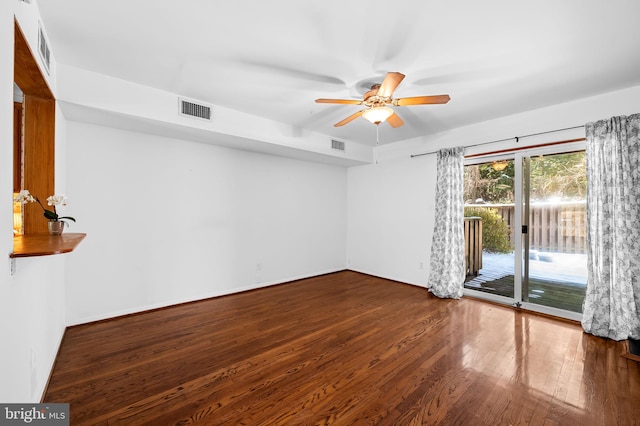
529, 152, 586, 202
464, 207, 512, 253
464, 162, 515, 204
464, 151, 586, 204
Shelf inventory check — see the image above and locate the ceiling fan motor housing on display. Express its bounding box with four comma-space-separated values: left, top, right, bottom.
363, 85, 391, 108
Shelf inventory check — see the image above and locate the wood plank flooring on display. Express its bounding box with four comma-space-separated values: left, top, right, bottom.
44, 271, 640, 425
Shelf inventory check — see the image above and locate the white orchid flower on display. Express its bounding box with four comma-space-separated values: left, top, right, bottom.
14, 189, 36, 204
46, 194, 69, 206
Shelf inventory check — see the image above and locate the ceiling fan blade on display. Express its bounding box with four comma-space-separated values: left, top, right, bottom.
376, 72, 405, 98
393, 94, 451, 106
236, 59, 347, 86
315, 98, 363, 105
386, 112, 404, 128
334, 110, 365, 127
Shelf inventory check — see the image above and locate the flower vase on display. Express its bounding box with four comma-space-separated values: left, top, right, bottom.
48, 221, 65, 235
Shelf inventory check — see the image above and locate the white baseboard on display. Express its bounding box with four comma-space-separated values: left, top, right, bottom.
347, 267, 427, 289
67, 268, 345, 326
37, 323, 66, 402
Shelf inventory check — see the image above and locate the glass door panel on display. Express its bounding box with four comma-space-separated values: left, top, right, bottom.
463, 157, 516, 302
523, 151, 587, 313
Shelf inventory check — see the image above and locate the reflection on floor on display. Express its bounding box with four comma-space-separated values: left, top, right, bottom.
465, 251, 587, 313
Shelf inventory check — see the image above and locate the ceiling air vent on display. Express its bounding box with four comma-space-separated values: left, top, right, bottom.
38, 23, 50, 75
179, 97, 212, 121
331, 139, 345, 152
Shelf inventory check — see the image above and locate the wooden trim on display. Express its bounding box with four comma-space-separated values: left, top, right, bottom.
22, 95, 55, 234
14, 20, 56, 235
11, 233, 86, 258
14, 21, 53, 99
465, 138, 586, 159
13, 102, 23, 192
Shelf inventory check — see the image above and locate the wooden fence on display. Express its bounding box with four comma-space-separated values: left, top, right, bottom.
466, 201, 587, 254
464, 217, 482, 276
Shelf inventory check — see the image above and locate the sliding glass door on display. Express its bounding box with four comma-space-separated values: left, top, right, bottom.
463, 143, 587, 320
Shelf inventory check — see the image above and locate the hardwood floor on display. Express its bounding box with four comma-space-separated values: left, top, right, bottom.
44, 271, 639, 425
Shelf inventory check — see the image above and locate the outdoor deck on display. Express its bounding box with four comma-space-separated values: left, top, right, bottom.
465, 252, 587, 313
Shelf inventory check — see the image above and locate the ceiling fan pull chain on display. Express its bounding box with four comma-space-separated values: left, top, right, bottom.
375, 125, 380, 164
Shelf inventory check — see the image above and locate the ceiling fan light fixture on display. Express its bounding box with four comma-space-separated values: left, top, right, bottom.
362, 106, 394, 125
492, 160, 509, 171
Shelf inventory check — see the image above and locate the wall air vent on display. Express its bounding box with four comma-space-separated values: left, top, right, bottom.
179, 97, 212, 121
38, 23, 50, 75
331, 139, 346, 152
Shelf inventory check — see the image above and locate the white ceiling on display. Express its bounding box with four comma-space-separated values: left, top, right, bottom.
37, 0, 640, 146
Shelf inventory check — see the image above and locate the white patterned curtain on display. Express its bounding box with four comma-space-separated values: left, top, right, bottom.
427, 146, 466, 299
582, 114, 640, 340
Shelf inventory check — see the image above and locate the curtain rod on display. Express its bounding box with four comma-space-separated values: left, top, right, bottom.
409, 124, 584, 158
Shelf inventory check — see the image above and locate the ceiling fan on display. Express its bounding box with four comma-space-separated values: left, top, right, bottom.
315, 72, 450, 128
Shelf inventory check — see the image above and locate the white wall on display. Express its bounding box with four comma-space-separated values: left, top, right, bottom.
0, 0, 18, 403
64, 121, 347, 325
1, 257, 66, 402
57, 64, 372, 167
0, 0, 67, 403
347, 85, 640, 286
347, 156, 437, 284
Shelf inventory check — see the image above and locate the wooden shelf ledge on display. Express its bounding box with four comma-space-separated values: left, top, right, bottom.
623, 339, 640, 363
11, 233, 86, 258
